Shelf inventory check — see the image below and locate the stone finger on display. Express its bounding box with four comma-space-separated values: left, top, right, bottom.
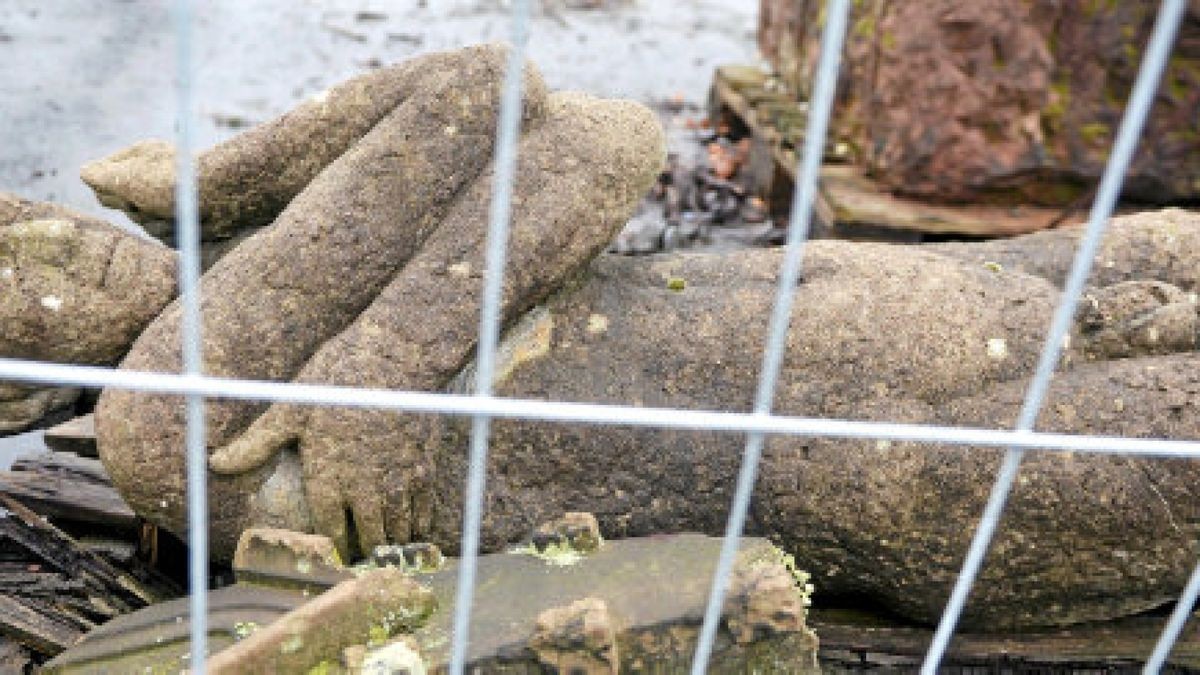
350, 490, 389, 555
208, 404, 302, 475
80, 50, 449, 238
306, 482, 352, 562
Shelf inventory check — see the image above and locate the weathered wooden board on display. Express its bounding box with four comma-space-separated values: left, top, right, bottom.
0, 634, 35, 674
0, 594, 82, 656
0, 453, 136, 531
811, 609, 1200, 670
42, 415, 96, 458
0, 495, 180, 657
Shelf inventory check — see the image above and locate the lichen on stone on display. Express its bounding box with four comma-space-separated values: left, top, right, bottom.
280, 634, 303, 655
510, 541, 586, 567
362, 640, 426, 675
233, 621, 260, 641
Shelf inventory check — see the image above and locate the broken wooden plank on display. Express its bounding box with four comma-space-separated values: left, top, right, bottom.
819, 164, 1080, 238
42, 414, 96, 458
0, 571, 86, 599
0, 594, 82, 656
0, 453, 136, 530
0, 634, 35, 674
0, 494, 182, 664
0, 496, 152, 611
78, 538, 135, 566
810, 609, 1200, 669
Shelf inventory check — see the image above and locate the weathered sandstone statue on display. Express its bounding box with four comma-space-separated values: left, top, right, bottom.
0, 193, 176, 433
94, 45, 665, 560
87, 46, 1200, 630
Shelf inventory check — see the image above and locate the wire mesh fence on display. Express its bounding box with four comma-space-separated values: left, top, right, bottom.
0, 0, 1196, 671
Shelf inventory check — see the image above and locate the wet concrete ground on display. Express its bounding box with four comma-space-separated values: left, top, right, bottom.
0, 429, 45, 470
0, 0, 758, 230
0, 0, 758, 467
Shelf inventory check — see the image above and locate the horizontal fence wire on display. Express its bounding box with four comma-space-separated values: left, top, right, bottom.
690, 0, 852, 670
2, 357, 1199, 459
1, 1, 1196, 671
449, 0, 532, 671
921, 0, 1189, 670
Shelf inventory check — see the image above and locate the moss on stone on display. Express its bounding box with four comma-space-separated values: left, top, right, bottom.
510, 542, 586, 567
306, 660, 335, 675
233, 621, 260, 641
367, 624, 390, 647
853, 11, 876, 38
881, 29, 896, 52
1079, 121, 1110, 145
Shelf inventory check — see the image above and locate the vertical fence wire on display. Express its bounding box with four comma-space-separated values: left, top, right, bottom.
10, 1, 1189, 672
689, 1, 852, 670
448, 1, 531, 672
1147, 554, 1200, 672
921, 1, 1188, 669
171, 0, 209, 671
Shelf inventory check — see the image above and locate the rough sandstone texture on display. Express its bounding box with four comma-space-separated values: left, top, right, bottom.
412, 224, 1198, 630
204, 567, 435, 675
97, 47, 665, 562
932, 208, 1200, 292
97, 43, 549, 553
759, 0, 1200, 205
80, 52, 458, 243
531, 597, 620, 674
122, 208, 1198, 630
0, 193, 176, 433
44, 534, 819, 673
205, 91, 665, 557
91, 48, 1200, 630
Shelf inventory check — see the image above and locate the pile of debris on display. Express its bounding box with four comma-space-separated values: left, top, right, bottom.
610, 106, 781, 255
0, 419, 182, 672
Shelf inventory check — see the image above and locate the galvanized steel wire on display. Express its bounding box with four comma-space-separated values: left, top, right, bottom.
0, 0, 1191, 671
923, 0, 1188, 669
690, 0, 852, 670
170, 0, 209, 669
449, 1, 533, 671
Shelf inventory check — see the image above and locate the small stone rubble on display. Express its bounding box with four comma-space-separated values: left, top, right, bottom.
611, 104, 780, 256
46, 522, 819, 673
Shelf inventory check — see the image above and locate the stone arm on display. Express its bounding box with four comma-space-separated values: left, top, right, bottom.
80, 53, 438, 240
207, 92, 665, 557
95, 45, 548, 559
